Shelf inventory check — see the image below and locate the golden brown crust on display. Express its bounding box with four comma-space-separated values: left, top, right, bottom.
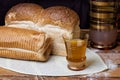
0, 27, 46, 52
37, 6, 80, 31
0, 48, 51, 62
5, 3, 44, 24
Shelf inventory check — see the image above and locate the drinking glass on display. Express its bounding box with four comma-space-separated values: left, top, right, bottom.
64, 34, 88, 71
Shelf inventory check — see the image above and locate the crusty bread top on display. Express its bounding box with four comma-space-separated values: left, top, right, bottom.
37, 6, 80, 31
5, 3, 44, 25
5, 4, 80, 32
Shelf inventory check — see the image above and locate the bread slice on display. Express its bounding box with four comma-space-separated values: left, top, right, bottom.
0, 27, 52, 61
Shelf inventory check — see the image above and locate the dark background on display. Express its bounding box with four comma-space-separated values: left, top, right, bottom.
0, 0, 119, 29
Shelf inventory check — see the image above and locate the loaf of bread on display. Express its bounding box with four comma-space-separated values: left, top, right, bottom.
5, 3, 80, 56
0, 27, 52, 61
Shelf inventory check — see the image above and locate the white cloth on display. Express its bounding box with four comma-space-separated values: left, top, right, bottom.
0, 48, 108, 76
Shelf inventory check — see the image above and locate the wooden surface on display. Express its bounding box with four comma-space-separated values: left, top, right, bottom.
0, 30, 120, 80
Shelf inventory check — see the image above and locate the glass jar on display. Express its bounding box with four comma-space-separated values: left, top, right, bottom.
89, 0, 118, 49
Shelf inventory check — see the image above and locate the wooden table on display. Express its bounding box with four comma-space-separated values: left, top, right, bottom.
0, 30, 120, 80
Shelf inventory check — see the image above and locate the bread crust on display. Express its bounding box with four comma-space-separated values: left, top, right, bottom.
0, 44, 51, 62
0, 27, 45, 51
37, 6, 80, 31
5, 3, 44, 25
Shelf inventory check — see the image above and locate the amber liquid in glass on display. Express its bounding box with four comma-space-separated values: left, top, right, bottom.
66, 39, 87, 62
65, 39, 87, 70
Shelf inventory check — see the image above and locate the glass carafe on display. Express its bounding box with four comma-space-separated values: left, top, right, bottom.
89, 0, 118, 49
